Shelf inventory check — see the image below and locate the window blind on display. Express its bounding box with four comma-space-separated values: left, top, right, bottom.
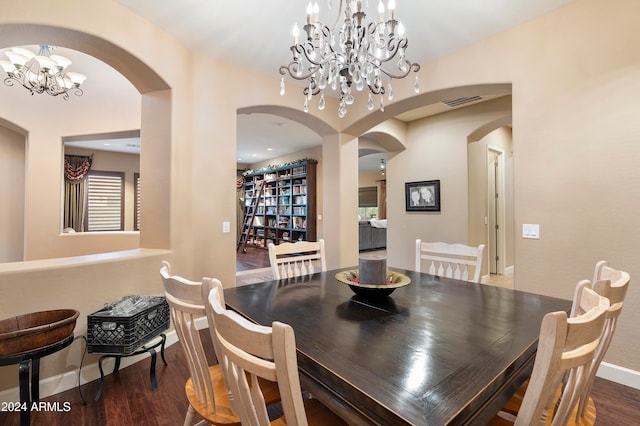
86, 171, 124, 231
359, 186, 377, 207
134, 173, 141, 231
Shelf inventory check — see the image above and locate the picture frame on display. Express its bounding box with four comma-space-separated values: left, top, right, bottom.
405, 180, 440, 212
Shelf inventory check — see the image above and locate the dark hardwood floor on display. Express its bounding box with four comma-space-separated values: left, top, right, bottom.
1, 328, 638, 425
236, 245, 271, 271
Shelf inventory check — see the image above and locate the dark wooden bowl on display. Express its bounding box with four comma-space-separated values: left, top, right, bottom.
335, 270, 411, 300
0, 309, 79, 357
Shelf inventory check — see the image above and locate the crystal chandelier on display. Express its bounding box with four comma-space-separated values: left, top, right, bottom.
279, 0, 420, 118
0, 45, 87, 99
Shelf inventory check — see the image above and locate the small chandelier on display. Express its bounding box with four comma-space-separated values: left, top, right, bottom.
0, 45, 87, 100
279, 0, 420, 118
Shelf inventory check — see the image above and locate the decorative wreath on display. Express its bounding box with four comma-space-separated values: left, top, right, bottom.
236, 175, 245, 189
64, 156, 92, 182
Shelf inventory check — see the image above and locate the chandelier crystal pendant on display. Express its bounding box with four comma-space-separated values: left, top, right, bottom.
279, 0, 420, 118
0, 45, 87, 100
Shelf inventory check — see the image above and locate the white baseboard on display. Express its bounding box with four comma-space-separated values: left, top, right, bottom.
504, 265, 514, 275
0, 316, 208, 404
597, 362, 640, 390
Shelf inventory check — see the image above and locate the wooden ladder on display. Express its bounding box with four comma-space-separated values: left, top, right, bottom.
237, 181, 265, 253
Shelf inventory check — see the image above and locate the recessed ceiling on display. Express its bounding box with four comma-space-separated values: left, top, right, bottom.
64, 137, 141, 155
394, 94, 506, 122
236, 113, 320, 164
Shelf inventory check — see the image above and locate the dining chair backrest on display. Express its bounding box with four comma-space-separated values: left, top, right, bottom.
159, 261, 238, 425
206, 280, 346, 426
415, 240, 485, 283
268, 239, 327, 280
512, 286, 609, 426
571, 261, 630, 420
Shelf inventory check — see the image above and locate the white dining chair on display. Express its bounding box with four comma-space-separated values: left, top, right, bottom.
490, 286, 609, 426
205, 279, 346, 426
571, 261, 630, 421
268, 239, 326, 280
415, 240, 485, 283
160, 261, 280, 425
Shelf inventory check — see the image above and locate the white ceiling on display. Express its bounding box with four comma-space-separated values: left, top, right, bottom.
3, 1, 573, 172
115, 0, 573, 82
112, 0, 571, 172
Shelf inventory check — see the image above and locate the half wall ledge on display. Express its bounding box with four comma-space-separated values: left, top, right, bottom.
0, 249, 171, 274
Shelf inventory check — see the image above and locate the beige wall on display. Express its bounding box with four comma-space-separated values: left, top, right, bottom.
0, 125, 24, 262
1, 0, 639, 398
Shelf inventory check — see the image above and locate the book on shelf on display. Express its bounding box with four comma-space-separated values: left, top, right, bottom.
278, 217, 290, 228
293, 217, 305, 229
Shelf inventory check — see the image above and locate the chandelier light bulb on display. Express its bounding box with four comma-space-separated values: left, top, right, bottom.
51, 55, 72, 70
306, 3, 313, 23
0, 61, 16, 73
279, 0, 420, 117
292, 24, 300, 44
67, 71, 87, 85
5, 51, 29, 67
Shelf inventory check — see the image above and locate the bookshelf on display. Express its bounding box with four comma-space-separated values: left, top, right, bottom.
242, 160, 317, 248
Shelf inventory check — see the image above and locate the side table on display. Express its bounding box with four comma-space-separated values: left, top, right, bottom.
0, 334, 75, 426
94, 332, 167, 401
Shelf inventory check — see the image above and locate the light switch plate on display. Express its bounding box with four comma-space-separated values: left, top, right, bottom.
222, 221, 230, 233
522, 223, 540, 239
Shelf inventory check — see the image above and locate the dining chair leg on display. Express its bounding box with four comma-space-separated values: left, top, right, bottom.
183, 404, 196, 426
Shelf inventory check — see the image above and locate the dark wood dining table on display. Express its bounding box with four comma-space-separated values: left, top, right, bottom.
224, 267, 570, 425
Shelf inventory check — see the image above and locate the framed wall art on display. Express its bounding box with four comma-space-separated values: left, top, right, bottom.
405, 180, 440, 212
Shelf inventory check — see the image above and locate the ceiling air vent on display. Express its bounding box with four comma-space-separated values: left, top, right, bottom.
442, 96, 483, 108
